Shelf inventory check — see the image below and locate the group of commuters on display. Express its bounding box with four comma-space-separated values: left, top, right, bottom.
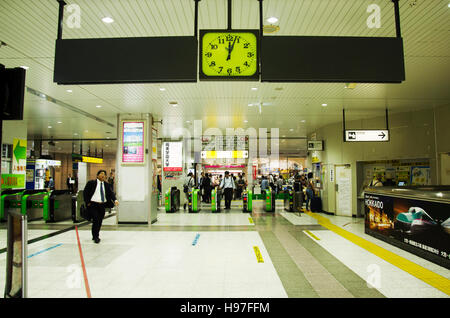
260, 172, 317, 211
181, 171, 248, 210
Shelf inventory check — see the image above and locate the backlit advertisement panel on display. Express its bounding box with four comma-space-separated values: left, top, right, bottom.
122, 121, 145, 164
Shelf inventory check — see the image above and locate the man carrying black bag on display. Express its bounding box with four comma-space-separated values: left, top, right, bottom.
83, 170, 119, 243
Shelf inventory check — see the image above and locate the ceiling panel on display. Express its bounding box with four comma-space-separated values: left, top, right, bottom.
0, 0, 448, 149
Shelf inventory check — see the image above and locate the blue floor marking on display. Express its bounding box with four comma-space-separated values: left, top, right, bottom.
27, 243, 63, 258
192, 234, 200, 246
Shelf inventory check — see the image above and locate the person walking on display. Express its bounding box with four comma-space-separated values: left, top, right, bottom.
67, 174, 75, 193
199, 172, 205, 202
261, 175, 269, 197
219, 171, 236, 210
305, 180, 316, 211
183, 172, 195, 210
83, 170, 119, 244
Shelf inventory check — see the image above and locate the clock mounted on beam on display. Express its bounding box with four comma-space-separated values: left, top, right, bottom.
199, 30, 259, 81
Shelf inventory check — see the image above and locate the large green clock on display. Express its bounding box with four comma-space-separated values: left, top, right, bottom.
199, 30, 259, 80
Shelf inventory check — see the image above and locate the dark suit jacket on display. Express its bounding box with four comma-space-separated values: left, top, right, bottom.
83, 179, 117, 206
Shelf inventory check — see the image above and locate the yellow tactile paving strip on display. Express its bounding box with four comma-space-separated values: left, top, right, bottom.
305, 211, 450, 296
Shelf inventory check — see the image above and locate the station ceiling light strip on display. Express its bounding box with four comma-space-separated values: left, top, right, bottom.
305, 212, 450, 296
26, 87, 115, 128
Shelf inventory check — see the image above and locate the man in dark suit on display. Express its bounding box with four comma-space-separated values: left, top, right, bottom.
83, 170, 119, 243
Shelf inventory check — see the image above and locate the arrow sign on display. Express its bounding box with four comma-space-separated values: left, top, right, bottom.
345, 130, 389, 142
13, 139, 27, 164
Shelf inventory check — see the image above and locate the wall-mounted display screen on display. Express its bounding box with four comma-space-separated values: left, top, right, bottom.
122, 121, 145, 164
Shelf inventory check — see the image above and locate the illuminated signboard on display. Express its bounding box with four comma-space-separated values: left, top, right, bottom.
122, 121, 145, 164
201, 151, 248, 159
345, 130, 389, 142
163, 142, 183, 172
82, 156, 103, 164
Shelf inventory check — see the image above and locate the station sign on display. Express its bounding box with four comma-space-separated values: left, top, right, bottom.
201, 151, 248, 159
307, 140, 323, 151
82, 156, 103, 164
163, 142, 183, 172
344, 130, 389, 142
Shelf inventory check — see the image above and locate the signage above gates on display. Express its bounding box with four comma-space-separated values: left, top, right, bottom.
345, 130, 390, 142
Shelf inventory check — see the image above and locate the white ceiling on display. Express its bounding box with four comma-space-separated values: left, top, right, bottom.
0, 0, 449, 155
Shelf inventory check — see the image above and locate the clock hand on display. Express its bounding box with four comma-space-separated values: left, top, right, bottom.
226, 41, 232, 61
229, 36, 238, 55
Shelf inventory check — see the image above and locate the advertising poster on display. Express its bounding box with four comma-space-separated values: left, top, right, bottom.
163, 142, 183, 172
410, 166, 430, 186
365, 193, 450, 264
122, 121, 145, 164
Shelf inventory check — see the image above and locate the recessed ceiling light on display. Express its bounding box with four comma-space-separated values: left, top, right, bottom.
289, 129, 294, 131
267, 17, 279, 24
301, 120, 306, 123
251, 87, 258, 91
20, 66, 29, 70
322, 103, 328, 107
66, 89, 73, 93
159, 88, 166, 91
57, 121, 62, 124
96, 105, 102, 108
48, 126, 52, 129
102, 16, 114, 23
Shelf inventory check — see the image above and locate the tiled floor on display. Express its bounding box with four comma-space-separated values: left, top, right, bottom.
0, 200, 448, 298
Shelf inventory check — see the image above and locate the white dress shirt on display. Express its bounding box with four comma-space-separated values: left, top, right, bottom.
91, 179, 107, 203
220, 177, 235, 189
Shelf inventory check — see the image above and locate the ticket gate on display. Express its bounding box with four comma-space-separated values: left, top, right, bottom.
1, 189, 25, 222
265, 187, 276, 212
46, 190, 73, 222
72, 190, 84, 223
211, 188, 221, 212
242, 188, 252, 213
188, 188, 201, 213
21, 190, 49, 221
283, 189, 303, 212
165, 186, 181, 213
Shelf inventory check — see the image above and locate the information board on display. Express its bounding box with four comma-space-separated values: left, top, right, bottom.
163, 142, 183, 172
122, 121, 145, 164
345, 130, 389, 142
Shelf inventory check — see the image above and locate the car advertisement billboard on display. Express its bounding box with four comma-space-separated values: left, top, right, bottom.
365, 193, 450, 266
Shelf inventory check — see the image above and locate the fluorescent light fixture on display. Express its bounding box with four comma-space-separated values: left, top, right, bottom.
96, 105, 102, 108
301, 120, 306, 123
267, 17, 278, 24
289, 129, 294, 131
66, 89, 73, 93
48, 126, 52, 129
57, 121, 62, 124
159, 87, 166, 91
251, 87, 258, 91
322, 103, 328, 107
102, 16, 114, 23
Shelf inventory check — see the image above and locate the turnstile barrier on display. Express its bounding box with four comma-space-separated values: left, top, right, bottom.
21, 190, 49, 221
46, 190, 73, 222
265, 187, 275, 212
211, 188, 221, 212
165, 187, 180, 213
189, 188, 201, 213
243, 188, 253, 213
1, 189, 25, 222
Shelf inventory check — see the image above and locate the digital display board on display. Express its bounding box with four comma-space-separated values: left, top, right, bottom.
122, 121, 145, 164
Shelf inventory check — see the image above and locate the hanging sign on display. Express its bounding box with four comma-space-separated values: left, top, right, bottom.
163, 142, 183, 172
122, 121, 145, 164
345, 130, 389, 142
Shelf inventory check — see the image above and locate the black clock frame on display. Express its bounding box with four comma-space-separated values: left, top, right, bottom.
199, 29, 260, 81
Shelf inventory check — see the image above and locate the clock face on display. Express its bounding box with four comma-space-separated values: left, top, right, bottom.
200, 30, 259, 79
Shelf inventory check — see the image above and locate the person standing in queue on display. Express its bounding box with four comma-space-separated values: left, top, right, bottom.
83, 170, 119, 243
219, 171, 236, 210
183, 172, 195, 210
